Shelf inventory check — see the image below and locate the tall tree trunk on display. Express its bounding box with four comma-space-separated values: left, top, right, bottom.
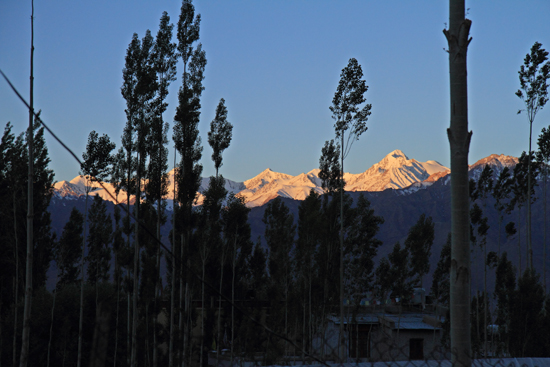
518, 208, 522, 277
169, 248, 175, 367
484, 244, 488, 357
131, 156, 141, 367
153, 198, 161, 367
183, 268, 189, 367
19, 2, 34, 365
77, 188, 89, 367
444, 1, 472, 365
13, 194, 19, 367
127, 291, 131, 367
200, 259, 206, 367
114, 252, 120, 367
544, 167, 548, 293
169, 159, 177, 367
47, 284, 57, 367
230, 241, 236, 367
527, 121, 533, 269
216, 248, 226, 367
146, 304, 151, 367
179, 235, 184, 367
339, 133, 345, 363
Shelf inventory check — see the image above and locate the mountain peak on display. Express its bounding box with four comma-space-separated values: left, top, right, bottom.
387, 149, 409, 160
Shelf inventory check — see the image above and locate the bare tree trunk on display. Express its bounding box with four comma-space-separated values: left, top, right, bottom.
114, 253, 120, 367
127, 291, 131, 367
77, 187, 89, 367
527, 121, 533, 269
309, 276, 312, 356
518, 208, 522, 277
169, 162, 177, 367
200, 259, 206, 367
19, 2, 34, 366
339, 133, 345, 363
484, 245, 488, 357
183, 271, 189, 367
216, 247, 226, 367
131, 163, 141, 367
444, 1, 472, 365
545, 168, 548, 293
13, 194, 19, 367
179, 235, 184, 367
153, 198, 161, 367
230, 236, 237, 366
47, 275, 58, 367
146, 304, 151, 367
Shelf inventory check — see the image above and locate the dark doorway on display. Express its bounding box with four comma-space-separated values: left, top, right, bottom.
349, 324, 371, 359
409, 338, 424, 360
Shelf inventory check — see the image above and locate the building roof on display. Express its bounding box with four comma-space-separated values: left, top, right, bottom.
328, 313, 442, 330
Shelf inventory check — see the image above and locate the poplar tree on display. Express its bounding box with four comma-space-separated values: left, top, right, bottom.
208, 98, 233, 178
78, 130, 115, 367
516, 42, 550, 269
329, 58, 371, 359
172, 1, 204, 364
148, 12, 177, 367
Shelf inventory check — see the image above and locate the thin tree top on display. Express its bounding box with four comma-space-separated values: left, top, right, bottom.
330, 57, 372, 158
516, 42, 550, 122
81, 130, 115, 182
208, 98, 233, 175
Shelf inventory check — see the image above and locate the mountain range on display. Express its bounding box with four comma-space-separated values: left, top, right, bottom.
49, 150, 547, 293
53, 149, 452, 208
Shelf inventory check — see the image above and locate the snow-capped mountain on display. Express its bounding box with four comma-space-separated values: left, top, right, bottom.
53, 150, 451, 208
52, 151, 525, 209
343, 150, 448, 191
469, 154, 518, 180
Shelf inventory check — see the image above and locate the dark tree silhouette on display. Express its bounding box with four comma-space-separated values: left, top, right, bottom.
208, 98, 233, 178
516, 42, 550, 270
328, 58, 371, 359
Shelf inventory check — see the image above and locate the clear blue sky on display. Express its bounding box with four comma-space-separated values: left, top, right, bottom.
1, 1, 549, 183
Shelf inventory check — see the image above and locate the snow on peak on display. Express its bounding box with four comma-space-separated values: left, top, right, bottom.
55, 151, 520, 209
388, 149, 409, 160
470, 154, 518, 171
345, 151, 448, 192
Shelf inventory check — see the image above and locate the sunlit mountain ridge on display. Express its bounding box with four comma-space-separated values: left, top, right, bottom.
52, 150, 517, 208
